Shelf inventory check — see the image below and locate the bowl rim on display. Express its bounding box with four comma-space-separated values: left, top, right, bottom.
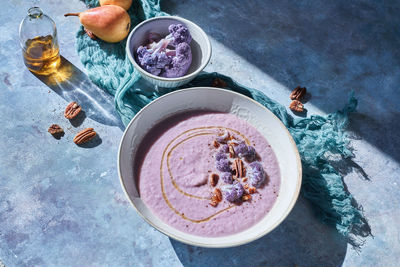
126, 16, 212, 82
117, 87, 302, 248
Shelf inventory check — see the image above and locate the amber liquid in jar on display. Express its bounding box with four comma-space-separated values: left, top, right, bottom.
23, 35, 60, 75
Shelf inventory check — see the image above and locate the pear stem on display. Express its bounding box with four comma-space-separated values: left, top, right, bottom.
64, 13, 80, 17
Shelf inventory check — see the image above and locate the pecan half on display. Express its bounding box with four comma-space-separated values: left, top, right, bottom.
239, 159, 245, 177
233, 158, 245, 178
289, 100, 304, 112
290, 86, 307, 100
232, 160, 238, 177
84, 28, 96, 40
73, 128, 96, 145
242, 194, 252, 201
48, 124, 64, 138
64, 101, 82, 119
212, 78, 227, 88
209, 173, 219, 187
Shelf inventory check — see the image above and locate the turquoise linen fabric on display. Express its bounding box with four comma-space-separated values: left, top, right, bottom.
76, 0, 369, 244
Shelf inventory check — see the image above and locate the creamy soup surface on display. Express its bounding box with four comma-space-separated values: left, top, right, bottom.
136, 111, 280, 236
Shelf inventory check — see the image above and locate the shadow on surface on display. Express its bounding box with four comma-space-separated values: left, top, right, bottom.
69, 110, 87, 128
77, 134, 102, 148
329, 153, 371, 181
33, 56, 124, 130
170, 197, 347, 267
347, 112, 400, 163
162, 0, 400, 164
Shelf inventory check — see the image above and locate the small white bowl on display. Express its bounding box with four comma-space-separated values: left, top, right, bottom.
118, 87, 302, 248
126, 16, 212, 88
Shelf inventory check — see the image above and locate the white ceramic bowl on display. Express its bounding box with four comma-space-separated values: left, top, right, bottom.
126, 16, 212, 88
118, 87, 302, 248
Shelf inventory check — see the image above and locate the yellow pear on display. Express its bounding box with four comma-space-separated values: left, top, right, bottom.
64, 5, 131, 43
100, 0, 132, 10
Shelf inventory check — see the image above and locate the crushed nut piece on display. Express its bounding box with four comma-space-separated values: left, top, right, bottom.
213, 188, 222, 202
211, 195, 218, 202
209, 200, 218, 207
248, 187, 256, 194
229, 138, 240, 146
210, 173, 219, 187
244, 184, 249, 189
242, 177, 248, 182
213, 140, 220, 148
289, 100, 304, 112
48, 124, 64, 138
290, 86, 307, 100
232, 171, 237, 179
73, 128, 96, 145
212, 78, 227, 88
210, 188, 222, 207
217, 130, 230, 143
242, 194, 252, 201
64, 101, 82, 119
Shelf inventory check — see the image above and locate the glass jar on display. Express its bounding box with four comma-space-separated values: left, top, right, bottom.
19, 7, 61, 75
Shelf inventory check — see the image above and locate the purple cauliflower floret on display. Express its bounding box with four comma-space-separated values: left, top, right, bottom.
244, 146, 256, 161
166, 24, 192, 46
136, 50, 161, 76
220, 144, 229, 153
161, 42, 192, 78
155, 52, 172, 69
137, 45, 148, 59
248, 162, 265, 188
221, 172, 233, 184
234, 142, 247, 155
221, 182, 244, 202
234, 142, 256, 162
136, 24, 192, 78
215, 151, 227, 161
215, 158, 231, 172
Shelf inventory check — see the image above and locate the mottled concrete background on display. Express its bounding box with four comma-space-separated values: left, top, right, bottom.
0, 0, 399, 266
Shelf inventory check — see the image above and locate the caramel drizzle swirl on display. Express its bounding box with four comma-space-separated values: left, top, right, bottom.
160, 126, 250, 223
167, 133, 213, 200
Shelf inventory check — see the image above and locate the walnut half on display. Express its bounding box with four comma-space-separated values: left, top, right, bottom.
48, 124, 64, 139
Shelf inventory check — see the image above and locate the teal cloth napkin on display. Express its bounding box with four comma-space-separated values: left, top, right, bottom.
76, 0, 369, 245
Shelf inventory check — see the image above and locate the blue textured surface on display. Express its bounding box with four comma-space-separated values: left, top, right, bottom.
76, 0, 366, 240
0, 0, 399, 266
